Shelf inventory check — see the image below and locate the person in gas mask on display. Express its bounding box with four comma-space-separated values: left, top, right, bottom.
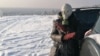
50, 4, 79, 56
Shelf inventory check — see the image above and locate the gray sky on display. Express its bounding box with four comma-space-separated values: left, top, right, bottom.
0, 0, 66, 9
67, 0, 100, 8
0, 0, 100, 9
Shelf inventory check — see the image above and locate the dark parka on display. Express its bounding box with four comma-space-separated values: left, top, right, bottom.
51, 13, 79, 56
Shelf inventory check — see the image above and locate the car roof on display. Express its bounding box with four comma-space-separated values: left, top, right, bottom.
72, 7, 100, 11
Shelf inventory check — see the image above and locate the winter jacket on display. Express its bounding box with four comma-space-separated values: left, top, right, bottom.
51, 13, 78, 42
61, 13, 79, 56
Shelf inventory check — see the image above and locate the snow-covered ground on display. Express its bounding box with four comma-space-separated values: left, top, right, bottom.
0, 15, 57, 56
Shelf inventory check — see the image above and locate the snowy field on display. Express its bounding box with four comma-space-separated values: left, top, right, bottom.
0, 15, 56, 56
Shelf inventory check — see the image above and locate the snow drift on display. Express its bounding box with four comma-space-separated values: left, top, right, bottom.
0, 15, 57, 56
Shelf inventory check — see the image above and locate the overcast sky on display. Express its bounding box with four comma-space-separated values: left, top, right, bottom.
0, 0, 66, 9
67, 0, 100, 8
0, 0, 100, 9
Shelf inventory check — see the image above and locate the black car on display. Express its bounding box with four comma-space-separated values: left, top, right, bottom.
78, 8, 100, 56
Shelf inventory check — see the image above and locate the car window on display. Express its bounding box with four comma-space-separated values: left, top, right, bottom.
93, 15, 100, 33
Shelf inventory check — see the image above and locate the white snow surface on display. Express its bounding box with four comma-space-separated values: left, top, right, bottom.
0, 15, 57, 56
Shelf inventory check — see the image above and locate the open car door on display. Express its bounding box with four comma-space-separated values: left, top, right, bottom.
80, 11, 100, 56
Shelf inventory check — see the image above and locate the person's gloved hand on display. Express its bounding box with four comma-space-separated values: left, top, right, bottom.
51, 34, 62, 43
63, 32, 76, 40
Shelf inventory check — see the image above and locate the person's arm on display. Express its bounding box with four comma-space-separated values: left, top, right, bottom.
51, 20, 62, 42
